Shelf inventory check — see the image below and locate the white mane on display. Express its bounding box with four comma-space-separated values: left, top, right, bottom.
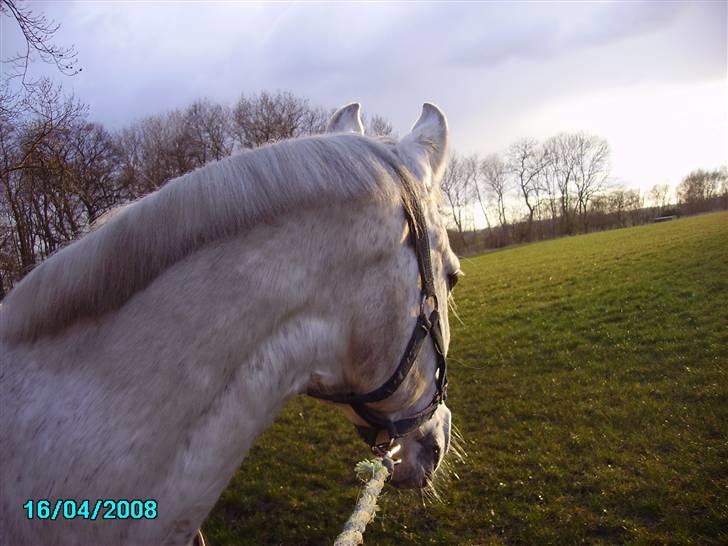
0, 133, 410, 343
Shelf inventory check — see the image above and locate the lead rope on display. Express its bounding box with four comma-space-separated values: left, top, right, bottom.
193, 528, 206, 546
332, 445, 401, 546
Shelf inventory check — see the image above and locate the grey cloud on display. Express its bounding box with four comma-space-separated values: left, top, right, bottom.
449, 1, 685, 67
3, 0, 724, 148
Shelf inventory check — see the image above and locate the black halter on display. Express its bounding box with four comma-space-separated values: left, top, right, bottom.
309, 175, 448, 453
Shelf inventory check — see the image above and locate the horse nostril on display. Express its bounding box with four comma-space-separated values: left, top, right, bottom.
432, 444, 441, 464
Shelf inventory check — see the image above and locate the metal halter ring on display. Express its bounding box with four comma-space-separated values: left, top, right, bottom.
420, 293, 438, 315
371, 439, 395, 457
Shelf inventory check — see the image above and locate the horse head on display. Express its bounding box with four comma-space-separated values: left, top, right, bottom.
310, 102, 461, 489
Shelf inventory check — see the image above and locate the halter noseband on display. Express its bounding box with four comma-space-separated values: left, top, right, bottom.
309, 173, 448, 454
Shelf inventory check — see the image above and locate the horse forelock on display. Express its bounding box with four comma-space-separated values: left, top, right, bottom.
0, 133, 419, 344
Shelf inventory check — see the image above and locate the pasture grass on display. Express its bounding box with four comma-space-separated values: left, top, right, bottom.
204, 211, 728, 545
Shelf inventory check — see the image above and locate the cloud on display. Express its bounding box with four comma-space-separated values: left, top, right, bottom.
448, 1, 685, 66
2, 0, 724, 188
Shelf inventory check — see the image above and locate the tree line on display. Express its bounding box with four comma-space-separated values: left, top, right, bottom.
440, 137, 727, 254
0, 80, 398, 295
2, 80, 725, 294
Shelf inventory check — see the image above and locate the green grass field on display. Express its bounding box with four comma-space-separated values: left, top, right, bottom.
204, 211, 728, 545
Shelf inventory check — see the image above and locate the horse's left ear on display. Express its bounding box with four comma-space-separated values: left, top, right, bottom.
397, 103, 449, 189
326, 103, 364, 134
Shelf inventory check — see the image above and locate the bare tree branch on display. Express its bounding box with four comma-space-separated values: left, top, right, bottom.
1, 0, 80, 82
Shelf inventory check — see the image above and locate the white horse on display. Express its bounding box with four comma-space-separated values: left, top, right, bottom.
0, 102, 460, 545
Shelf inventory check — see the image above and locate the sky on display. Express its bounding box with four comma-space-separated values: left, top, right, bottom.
2, 0, 726, 194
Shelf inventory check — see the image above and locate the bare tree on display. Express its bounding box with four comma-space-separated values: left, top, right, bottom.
440, 153, 471, 240
0, 0, 88, 293
537, 144, 560, 236
507, 138, 547, 240
231, 90, 328, 148
1, 0, 80, 120
0, 80, 85, 180
65, 122, 123, 223
365, 114, 395, 137
720, 166, 728, 210
114, 122, 151, 197
182, 99, 234, 164
544, 134, 578, 234
648, 183, 671, 212
115, 113, 179, 194
572, 133, 610, 230
607, 188, 641, 227
113, 100, 234, 198
462, 154, 490, 230
543, 132, 610, 234
1, 0, 79, 79
0, 81, 92, 290
480, 153, 509, 228
677, 168, 727, 213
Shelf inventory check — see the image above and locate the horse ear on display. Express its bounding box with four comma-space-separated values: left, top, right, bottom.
326, 103, 364, 134
397, 103, 449, 187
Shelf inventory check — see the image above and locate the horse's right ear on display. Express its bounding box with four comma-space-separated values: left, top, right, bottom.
326, 103, 364, 134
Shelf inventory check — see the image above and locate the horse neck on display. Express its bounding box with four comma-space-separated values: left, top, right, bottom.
1, 193, 408, 545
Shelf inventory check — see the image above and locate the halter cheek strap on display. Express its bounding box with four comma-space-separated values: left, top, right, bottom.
309, 170, 448, 451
